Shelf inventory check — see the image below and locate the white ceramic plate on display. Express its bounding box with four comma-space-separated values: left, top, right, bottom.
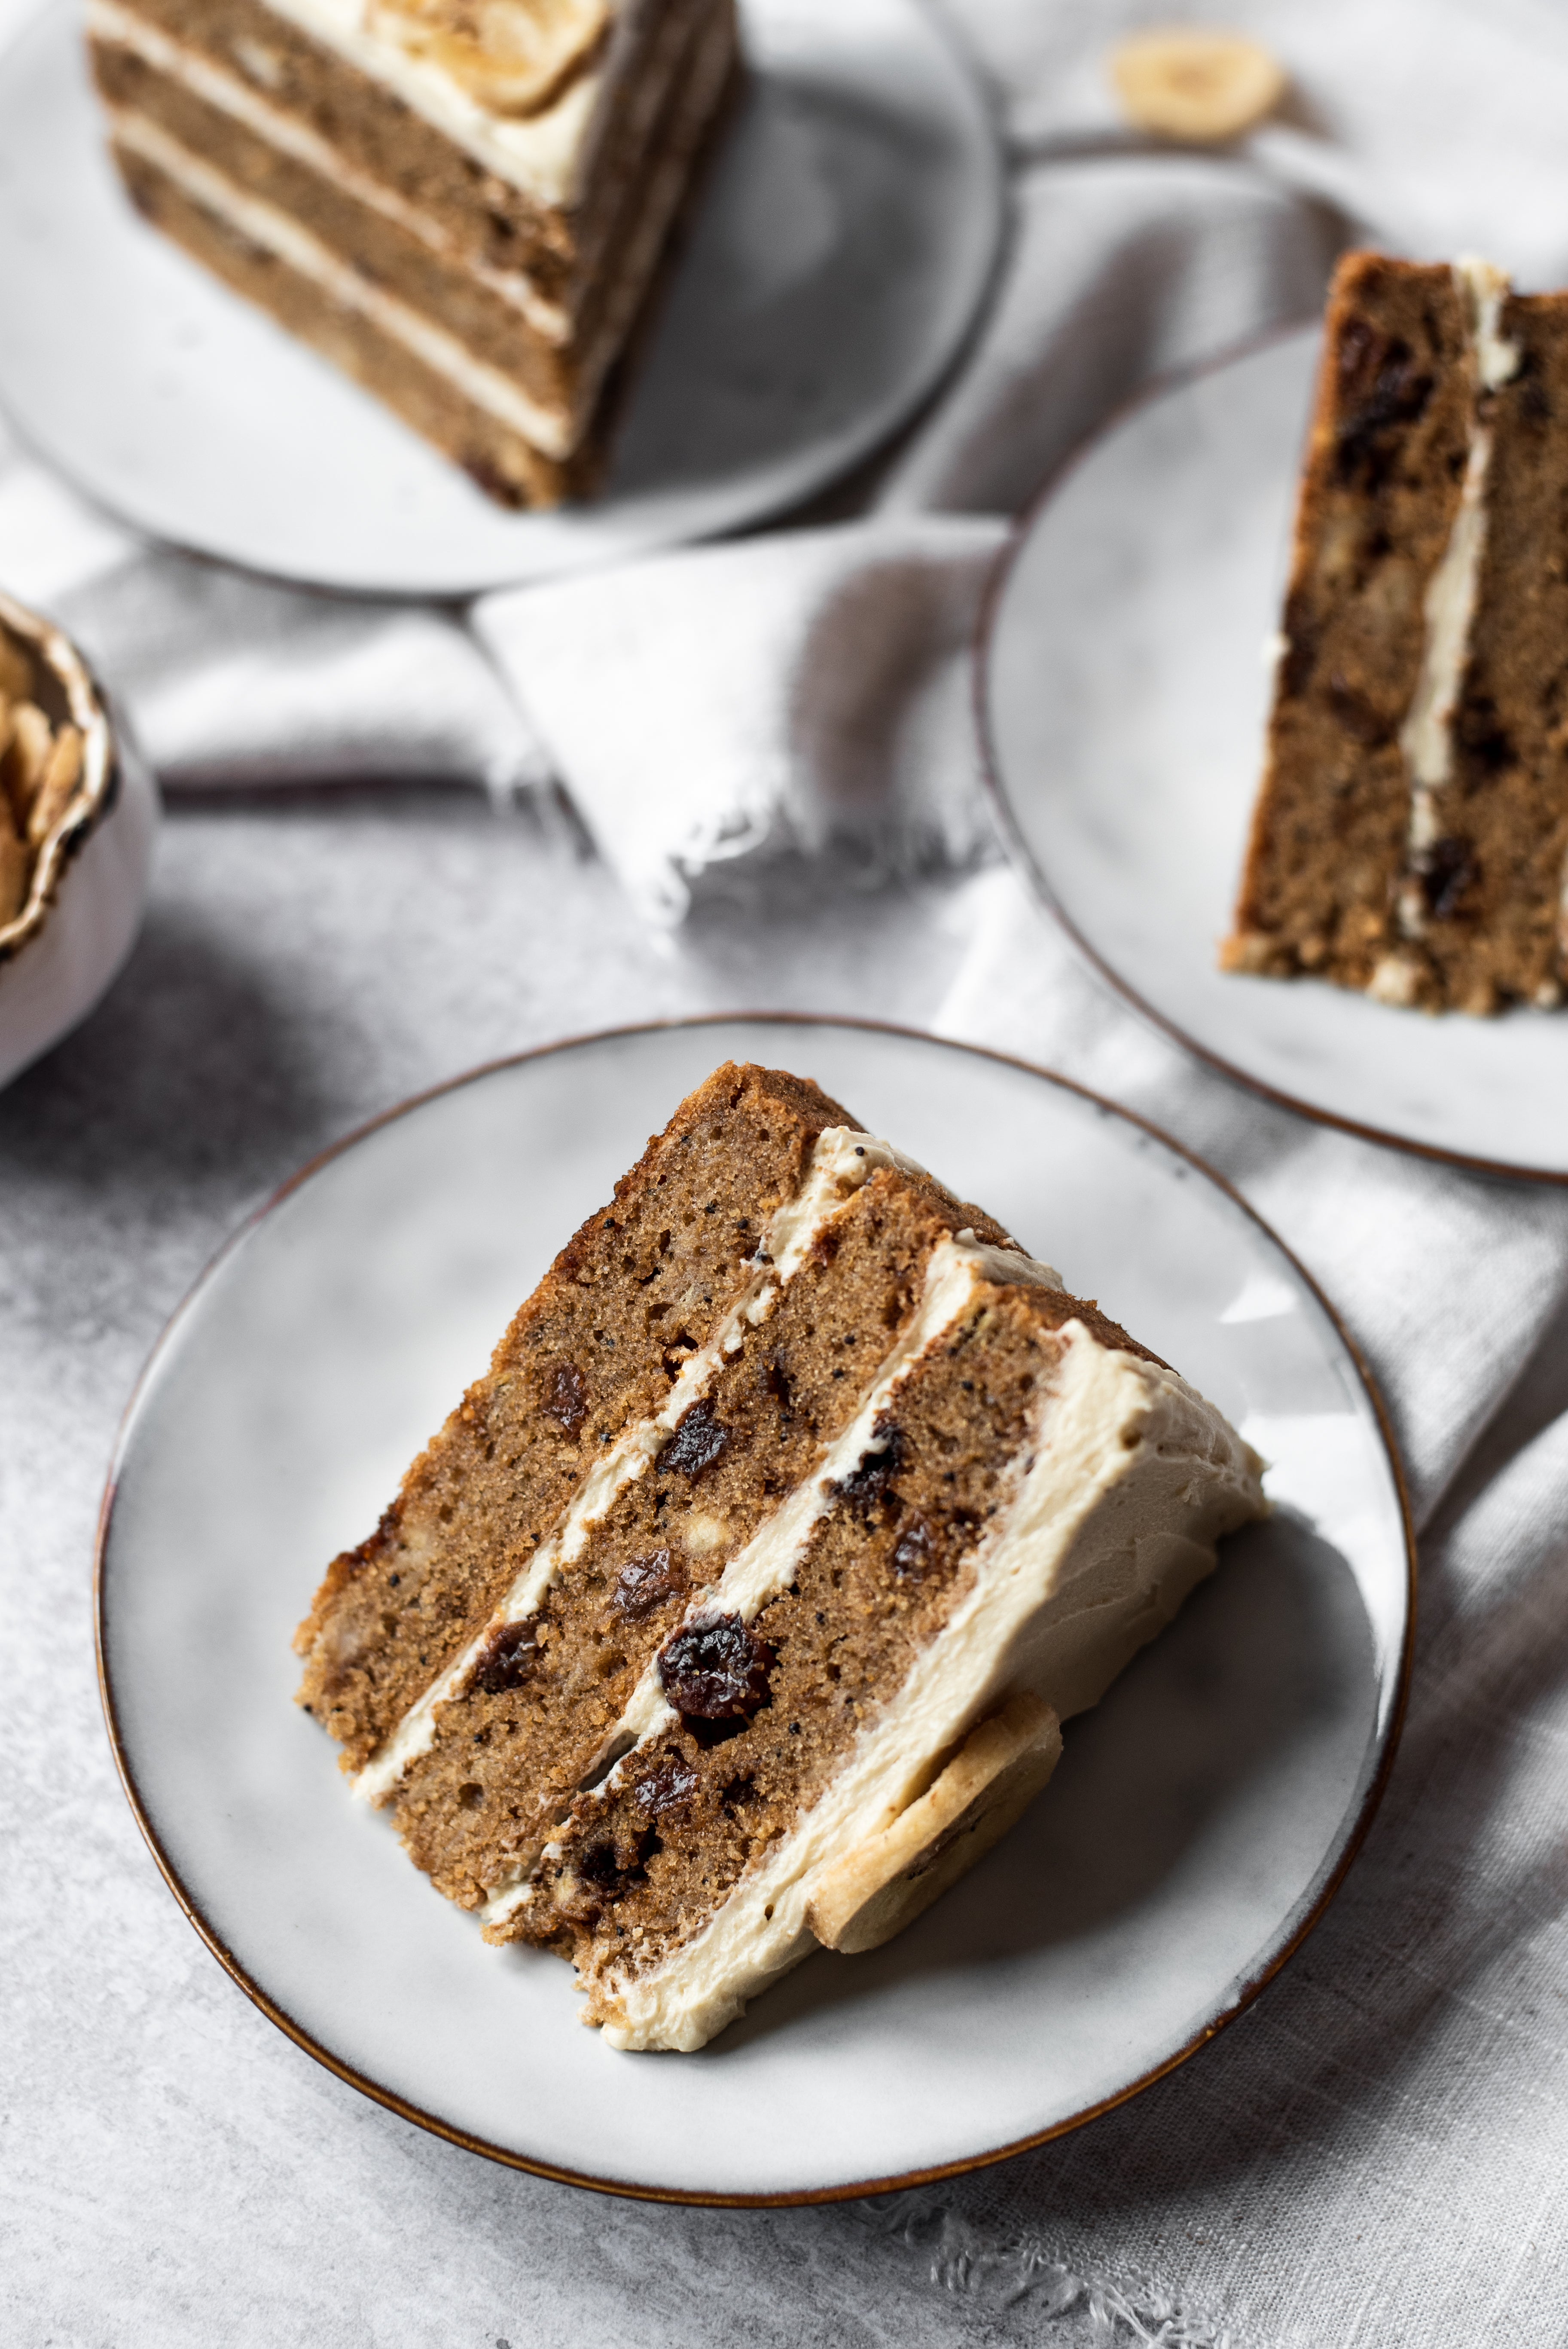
97, 1017, 1412, 2202
0, 0, 1000, 598
982, 327, 1568, 1182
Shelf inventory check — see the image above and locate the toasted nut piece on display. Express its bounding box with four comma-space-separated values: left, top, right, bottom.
804, 1693, 1062, 1955
1110, 29, 1285, 143
0, 797, 30, 926
0, 629, 32, 704
2, 701, 53, 828
367, 0, 609, 117
26, 724, 84, 848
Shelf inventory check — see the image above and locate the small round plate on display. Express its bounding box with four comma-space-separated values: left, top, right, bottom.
981, 327, 1568, 1182
0, 0, 1001, 597
97, 1017, 1412, 2203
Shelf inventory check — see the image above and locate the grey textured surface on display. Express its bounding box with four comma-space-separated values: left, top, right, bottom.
3, 793, 1112, 2349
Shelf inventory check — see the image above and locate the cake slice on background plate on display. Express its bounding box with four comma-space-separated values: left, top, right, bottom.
87, 0, 740, 506
296, 1062, 1267, 2051
1224, 249, 1568, 1015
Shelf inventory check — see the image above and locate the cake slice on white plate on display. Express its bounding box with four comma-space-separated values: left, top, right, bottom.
87, 0, 741, 504
295, 1062, 1267, 2050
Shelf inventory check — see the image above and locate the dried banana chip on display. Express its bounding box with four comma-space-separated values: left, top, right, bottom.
0, 800, 27, 926
2, 701, 52, 829
0, 630, 31, 705
1110, 28, 1285, 144
367, 0, 610, 117
26, 725, 84, 850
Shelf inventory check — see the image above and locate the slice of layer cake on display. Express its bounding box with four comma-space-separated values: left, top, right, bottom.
296, 1061, 1266, 2050
88, 0, 739, 506
1223, 250, 1568, 1014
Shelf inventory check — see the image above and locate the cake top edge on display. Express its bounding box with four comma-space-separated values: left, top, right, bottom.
246, 0, 660, 206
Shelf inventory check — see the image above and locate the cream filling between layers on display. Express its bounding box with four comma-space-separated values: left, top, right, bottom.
89, 0, 570, 338
1375, 258, 1520, 996
109, 107, 582, 456
475, 1233, 1067, 1927
351, 1130, 1013, 1808
588, 1330, 1266, 2052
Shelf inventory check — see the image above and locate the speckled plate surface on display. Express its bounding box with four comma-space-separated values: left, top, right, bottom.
981, 327, 1568, 1182
0, 0, 1001, 596
97, 1017, 1412, 2202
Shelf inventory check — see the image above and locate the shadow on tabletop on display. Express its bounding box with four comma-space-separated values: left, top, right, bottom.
0, 897, 333, 1197
716, 1515, 1375, 2054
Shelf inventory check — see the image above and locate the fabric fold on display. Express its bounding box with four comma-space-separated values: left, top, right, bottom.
473, 515, 1007, 920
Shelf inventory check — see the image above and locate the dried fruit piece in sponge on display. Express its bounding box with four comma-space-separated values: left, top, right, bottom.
1110, 29, 1285, 144
659, 1615, 775, 1721
366, 0, 610, 117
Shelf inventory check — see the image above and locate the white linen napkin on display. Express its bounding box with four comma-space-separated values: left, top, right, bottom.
474, 514, 1008, 918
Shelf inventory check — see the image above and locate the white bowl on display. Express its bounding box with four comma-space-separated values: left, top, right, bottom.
0, 587, 157, 1093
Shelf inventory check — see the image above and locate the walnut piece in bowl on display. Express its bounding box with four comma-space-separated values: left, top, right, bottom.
0, 590, 157, 1092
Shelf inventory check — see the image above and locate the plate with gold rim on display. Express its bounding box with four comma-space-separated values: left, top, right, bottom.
981, 326, 1568, 1182
96, 1015, 1412, 2202
0, 0, 1001, 596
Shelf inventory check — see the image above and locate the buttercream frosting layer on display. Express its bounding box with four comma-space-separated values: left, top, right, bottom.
1391, 260, 1522, 960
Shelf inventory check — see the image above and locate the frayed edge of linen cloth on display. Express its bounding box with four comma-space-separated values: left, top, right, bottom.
851, 2193, 1238, 2345
473, 515, 1010, 924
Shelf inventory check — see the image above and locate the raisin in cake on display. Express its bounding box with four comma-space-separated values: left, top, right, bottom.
1224, 249, 1568, 1015
296, 1062, 1266, 2051
87, 0, 739, 506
